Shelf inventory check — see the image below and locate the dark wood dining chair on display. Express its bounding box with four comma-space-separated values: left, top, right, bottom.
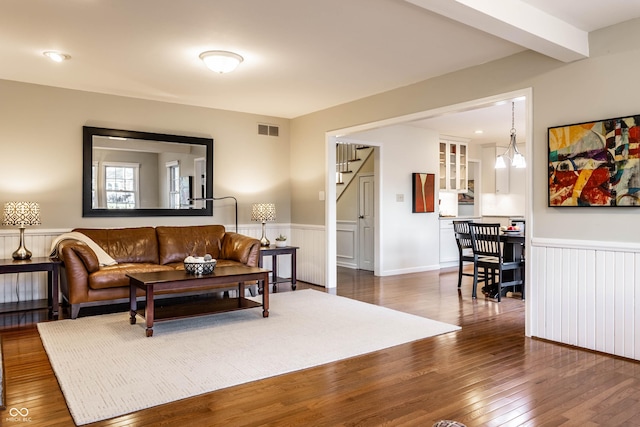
453, 220, 491, 292
468, 222, 525, 301
453, 221, 475, 288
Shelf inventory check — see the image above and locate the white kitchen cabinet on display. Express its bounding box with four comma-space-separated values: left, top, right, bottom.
494, 146, 510, 194
440, 217, 481, 267
439, 219, 458, 265
481, 145, 510, 194
439, 140, 468, 192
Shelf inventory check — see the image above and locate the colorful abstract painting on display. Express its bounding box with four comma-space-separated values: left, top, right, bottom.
548, 115, 640, 206
412, 173, 435, 213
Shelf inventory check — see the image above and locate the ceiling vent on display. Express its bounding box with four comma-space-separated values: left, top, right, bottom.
258, 123, 279, 137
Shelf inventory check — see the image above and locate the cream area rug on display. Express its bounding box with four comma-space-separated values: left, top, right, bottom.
37, 289, 460, 425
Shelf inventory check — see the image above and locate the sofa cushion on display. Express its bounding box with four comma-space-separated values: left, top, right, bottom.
156, 225, 225, 265
88, 263, 175, 290
73, 227, 159, 264
212, 259, 246, 268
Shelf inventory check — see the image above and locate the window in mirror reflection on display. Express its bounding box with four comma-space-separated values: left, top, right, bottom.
92, 162, 140, 209
91, 163, 97, 208
167, 161, 180, 209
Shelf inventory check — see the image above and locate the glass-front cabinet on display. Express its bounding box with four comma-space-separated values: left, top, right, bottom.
439, 140, 468, 192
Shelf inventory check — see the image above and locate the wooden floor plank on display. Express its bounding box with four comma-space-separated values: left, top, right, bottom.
1, 267, 639, 426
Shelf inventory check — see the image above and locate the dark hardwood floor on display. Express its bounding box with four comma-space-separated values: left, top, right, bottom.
1, 267, 640, 426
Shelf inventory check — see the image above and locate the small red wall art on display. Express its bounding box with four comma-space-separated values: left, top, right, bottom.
412, 173, 435, 213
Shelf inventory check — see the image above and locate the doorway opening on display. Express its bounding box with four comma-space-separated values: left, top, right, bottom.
325, 89, 531, 277
335, 141, 377, 272
325, 87, 532, 334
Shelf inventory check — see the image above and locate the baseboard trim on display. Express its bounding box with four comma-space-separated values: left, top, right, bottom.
380, 264, 441, 276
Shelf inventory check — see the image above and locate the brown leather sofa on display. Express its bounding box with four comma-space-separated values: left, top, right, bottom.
55, 225, 260, 319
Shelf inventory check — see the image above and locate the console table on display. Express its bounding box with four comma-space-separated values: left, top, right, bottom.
0, 257, 60, 319
259, 246, 298, 292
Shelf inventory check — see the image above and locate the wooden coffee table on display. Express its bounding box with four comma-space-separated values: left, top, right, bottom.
127, 266, 270, 337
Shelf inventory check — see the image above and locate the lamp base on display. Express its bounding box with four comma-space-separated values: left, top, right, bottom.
260, 222, 270, 247
12, 248, 32, 260
12, 227, 32, 260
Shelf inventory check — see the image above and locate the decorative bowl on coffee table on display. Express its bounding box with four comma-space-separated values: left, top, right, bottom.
184, 260, 216, 275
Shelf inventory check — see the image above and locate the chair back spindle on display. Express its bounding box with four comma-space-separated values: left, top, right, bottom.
469, 223, 502, 260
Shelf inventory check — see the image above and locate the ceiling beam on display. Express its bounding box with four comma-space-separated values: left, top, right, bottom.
405, 0, 589, 62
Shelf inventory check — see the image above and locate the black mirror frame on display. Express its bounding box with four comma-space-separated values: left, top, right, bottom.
82, 126, 214, 217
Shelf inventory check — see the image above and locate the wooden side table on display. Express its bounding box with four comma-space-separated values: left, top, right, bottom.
259, 246, 298, 292
0, 257, 60, 319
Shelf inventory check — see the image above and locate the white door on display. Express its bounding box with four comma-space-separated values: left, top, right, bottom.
358, 174, 375, 271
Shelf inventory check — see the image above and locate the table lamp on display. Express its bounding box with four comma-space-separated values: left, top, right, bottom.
251, 203, 276, 246
2, 202, 41, 260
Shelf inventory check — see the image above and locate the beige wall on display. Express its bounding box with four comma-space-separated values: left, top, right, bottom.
290, 18, 640, 243
0, 80, 291, 229
3, 18, 640, 252
290, 49, 560, 225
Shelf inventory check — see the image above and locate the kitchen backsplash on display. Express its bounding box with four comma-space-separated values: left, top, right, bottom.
438, 192, 458, 216
439, 191, 524, 217
481, 193, 525, 216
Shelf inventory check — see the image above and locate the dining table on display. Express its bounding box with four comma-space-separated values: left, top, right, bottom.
493, 231, 525, 298
500, 231, 525, 262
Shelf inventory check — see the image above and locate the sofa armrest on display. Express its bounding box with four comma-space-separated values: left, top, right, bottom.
57, 240, 97, 305
220, 232, 261, 266
59, 240, 100, 273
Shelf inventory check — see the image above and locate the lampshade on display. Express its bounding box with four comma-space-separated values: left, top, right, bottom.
251, 203, 276, 222
199, 50, 243, 73
494, 155, 507, 169
512, 152, 526, 168
2, 201, 41, 260
3, 202, 41, 226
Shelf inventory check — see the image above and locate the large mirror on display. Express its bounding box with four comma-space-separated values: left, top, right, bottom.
83, 126, 213, 217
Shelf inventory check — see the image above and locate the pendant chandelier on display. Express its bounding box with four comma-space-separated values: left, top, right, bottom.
495, 102, 526, 169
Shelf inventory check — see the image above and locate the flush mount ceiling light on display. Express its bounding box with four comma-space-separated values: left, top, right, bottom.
199, 50, 243, 74
43, 51, 71, 62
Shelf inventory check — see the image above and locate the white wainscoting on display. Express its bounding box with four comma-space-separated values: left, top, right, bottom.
530, 238, 640, 361
290, 224, 326, 286
0, 229, 64, 303
336, 220, 357, 269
